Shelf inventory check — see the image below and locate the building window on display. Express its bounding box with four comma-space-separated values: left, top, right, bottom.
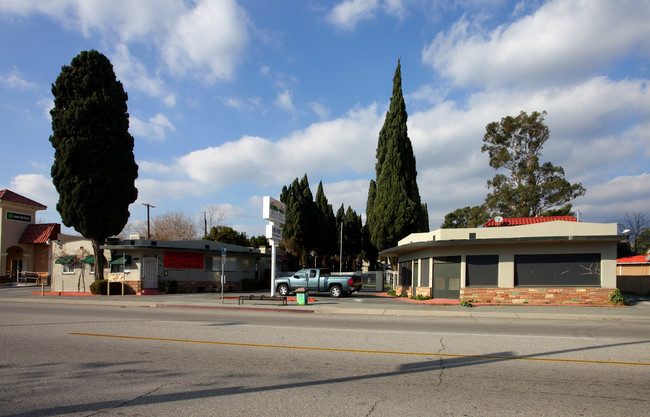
208, 256, 238, 272
62, 262, 78, 275
399, 261, 412, 286
515, 253, 601, 287
420, 258, 430, 287
466, 255, 499, 287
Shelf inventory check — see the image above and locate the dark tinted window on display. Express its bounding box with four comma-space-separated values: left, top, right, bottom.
466, 255, 498, 286
515, 254, 601, 286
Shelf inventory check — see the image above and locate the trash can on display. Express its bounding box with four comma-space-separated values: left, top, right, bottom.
295, 287, 308, 305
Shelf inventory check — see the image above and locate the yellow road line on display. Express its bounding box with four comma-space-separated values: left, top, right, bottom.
69, 332, 650, 367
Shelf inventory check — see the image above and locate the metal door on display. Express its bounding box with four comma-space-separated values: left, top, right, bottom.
433, 257, 461, 299
142, 257, 158, 289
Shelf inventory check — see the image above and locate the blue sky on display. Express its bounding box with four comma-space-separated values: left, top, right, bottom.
1, 0, 649, 238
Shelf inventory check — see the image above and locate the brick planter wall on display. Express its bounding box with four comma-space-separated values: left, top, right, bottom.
460, 287, 613, 304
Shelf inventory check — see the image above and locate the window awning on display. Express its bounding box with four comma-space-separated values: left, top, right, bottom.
109, 255, 131, 265
82, 255, 95, 264
55, 256, 74, 265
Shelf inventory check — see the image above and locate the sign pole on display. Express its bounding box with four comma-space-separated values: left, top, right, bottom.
270, 236, 277, 297
221, 248, 226, 304
262, 196, 285, 298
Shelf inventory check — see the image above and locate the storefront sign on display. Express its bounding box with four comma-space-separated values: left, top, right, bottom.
262, 196, 286, 224
266, 223, 283, 241
164, 251, 204, 269
7, 212, 31, 222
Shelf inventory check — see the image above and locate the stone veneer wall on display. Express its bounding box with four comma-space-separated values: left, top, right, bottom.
460, 287, 612, 304
396, 286, 613, 304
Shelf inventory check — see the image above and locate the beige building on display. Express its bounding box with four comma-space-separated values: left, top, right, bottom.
0, 190, 59, 283
380, 217, 621, 304
50, 236, 272, 294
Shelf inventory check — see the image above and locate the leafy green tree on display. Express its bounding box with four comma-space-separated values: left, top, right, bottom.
482, 111, 585, 217
635, 228, 650, 255
50, 50, 138, 281
249, 235, 269, 248
204, 226, 249, 247
367, 60, 428, 251
441, 205, 491, 228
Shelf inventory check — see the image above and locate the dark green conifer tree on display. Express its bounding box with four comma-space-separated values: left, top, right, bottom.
367, 60, 428, 251
50, 50, 138, 281
314, 181, 337, 264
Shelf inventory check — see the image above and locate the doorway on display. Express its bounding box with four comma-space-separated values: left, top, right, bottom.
433, 256, 461, 299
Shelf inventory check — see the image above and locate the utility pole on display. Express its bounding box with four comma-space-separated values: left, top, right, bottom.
142, 203, 155, 239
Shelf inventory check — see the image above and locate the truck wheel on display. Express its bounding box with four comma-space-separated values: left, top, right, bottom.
330, 285, 342, 298
277, 284, 290, 296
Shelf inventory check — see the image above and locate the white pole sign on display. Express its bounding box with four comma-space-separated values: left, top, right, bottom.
263, 196, 285, 297
263, 196, 286, 224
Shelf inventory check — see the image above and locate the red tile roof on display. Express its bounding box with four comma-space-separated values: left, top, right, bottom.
0, 189, 47, 209
483, 216, 578, 227
617, 255, 650, 264
18, 223, 61, 244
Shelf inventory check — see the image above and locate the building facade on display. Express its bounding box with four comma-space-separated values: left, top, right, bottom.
0, 190, 59, 283
50, 236, 272, 294
380, 218, 621, 304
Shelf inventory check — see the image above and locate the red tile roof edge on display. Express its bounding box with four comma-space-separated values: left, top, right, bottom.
18, 223, 61, 244
617, 255, 650, 264
0, 189, 47, 209
483, 216, 578, 227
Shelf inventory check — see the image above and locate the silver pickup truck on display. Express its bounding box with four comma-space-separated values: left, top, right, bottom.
275, 268, 363, 297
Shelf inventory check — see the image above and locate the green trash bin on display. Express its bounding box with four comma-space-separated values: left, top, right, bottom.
295, 287, 308, 305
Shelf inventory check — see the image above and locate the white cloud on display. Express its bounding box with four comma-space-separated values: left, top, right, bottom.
38, 97, 54, 121
423, 0, 650, 88
135, 178, 204, 205
574, 173, 650, 222
0, 68, 36, 89
162, 0, 249, 82
275, 90, 295, 112
10, 174, 58, 209
177, 103, 383, 186
111, 44, 175, 106
310, 102, 330, 119
323, 179, 372, 215
328, 0, 409, 30
130, 113, 175, 141
0, 0, 250, 83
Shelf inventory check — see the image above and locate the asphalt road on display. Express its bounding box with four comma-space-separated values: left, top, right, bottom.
1, 300, 649, 416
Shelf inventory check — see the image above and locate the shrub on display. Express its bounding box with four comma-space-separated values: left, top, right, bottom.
411, 295, 431, 301
163, 280, 178, 294
89, 280, 124, 295
609, 289, 628, 305
387, 289, 397, 296
90, 279, 107, 295
460, 300, 473, 307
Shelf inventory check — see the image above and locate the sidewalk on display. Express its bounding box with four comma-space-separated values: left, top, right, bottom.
2, 284, 650, 321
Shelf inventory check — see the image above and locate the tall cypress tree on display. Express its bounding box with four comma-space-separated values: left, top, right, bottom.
50, 50, 138, 281
315, 181, 337, 263
280, 174, 317, 267
367, 60, 428, 251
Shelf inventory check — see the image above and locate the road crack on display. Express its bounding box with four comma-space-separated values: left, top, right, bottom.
86, 384, 167, 416
365, 398, 383, 416
434, 336, 446, 387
